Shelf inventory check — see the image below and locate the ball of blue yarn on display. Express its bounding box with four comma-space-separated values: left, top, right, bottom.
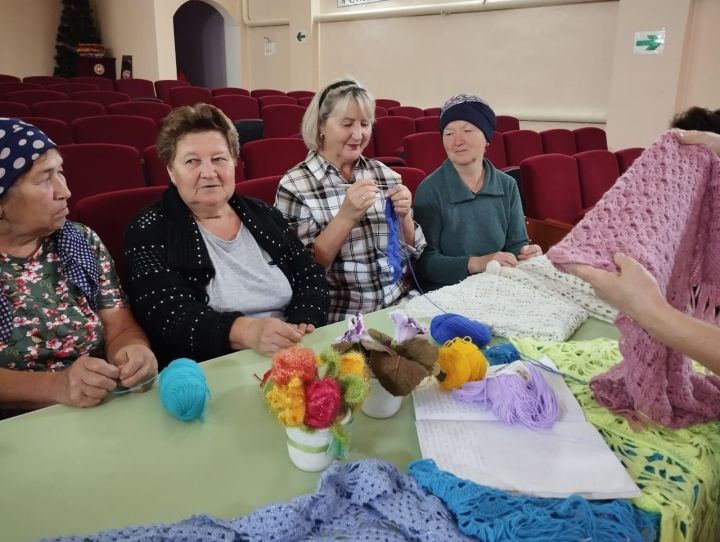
484, 343, 522, 366
430, 313, 492, 348
159, 358, 209, 422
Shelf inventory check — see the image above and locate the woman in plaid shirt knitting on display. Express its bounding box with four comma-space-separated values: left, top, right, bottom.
275, 78, 427, 322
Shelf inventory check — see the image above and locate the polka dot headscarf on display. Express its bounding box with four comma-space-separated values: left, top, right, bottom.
0, 118, 57, 197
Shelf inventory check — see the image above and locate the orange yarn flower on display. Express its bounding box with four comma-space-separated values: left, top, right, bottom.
269, 346, 317, 386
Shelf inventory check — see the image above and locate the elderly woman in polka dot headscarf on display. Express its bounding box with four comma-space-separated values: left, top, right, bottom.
0, 118, 157, 415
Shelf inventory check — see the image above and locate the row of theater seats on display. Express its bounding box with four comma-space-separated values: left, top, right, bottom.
519, 149, 644, 227
399, 127, 613, 175
72, 166, 425, 282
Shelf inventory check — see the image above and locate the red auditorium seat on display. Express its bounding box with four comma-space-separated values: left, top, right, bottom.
5, 90, 68, 106
0, 101, 31, 117
242, 138, 307, 179
485, 132, 507, 169
403, 132, 445, 175
108, 101, 171, 123
540, 129, 577, 155
520, 154, 585, 224
389, 106, 424, 119
23, 76, 67, 87
33, 100, 105, 124
235, 176, 281, 205
0, 74, 21, 83
496, 115, 520, 133
297, 96, 313, 107
373, 116, 415, 156
250, 89, 286, 98
212, 95, 260, 121
287, 90, 314, 100
212, 87, 250, 97
0, 82, 43, 95
71, 90, 131, 107
143, 145, 245, 186
574, 149, 620, 208
169, 86, 212, 108
22, 117, 73, 145
375, 99, 401, 109
389, 166, 426, 197
615, 147, 644, 174
70, 76, 114, 91
414, 116, 439, 133
503, 129, 543, 167
573, 127, 608, 151
72, 115, 157, 153
154, 79, 190, 103
75, 186, 168, 282
59, 143, 146, 218
262, 104, 306, 138
362, 133, 406, 167
374, 106, 388, 118
49, 82, 99, 94
258, 95, 297, 109
424, 107, 441, 117
114, 78, 156, 99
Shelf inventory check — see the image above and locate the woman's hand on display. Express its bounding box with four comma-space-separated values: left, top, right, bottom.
113, 344, 158, 389
518, 244, 542, 261
387, 184, 413, 219
468, 252, 518, 274
231, 317, 307, 357
566, 253, 665, 321
674, 129, 720, 155
53, 356, 119, 407
337, 179, 379, 223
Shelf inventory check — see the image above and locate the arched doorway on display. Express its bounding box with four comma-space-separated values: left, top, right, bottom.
174, 0, 236, 88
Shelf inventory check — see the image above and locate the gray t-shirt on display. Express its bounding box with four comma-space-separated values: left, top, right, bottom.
198, 223, 293, 319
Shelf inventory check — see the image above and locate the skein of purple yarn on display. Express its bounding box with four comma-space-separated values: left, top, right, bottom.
452, 365, 559, 428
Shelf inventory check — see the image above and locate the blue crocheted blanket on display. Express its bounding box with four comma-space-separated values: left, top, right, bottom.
44, 459, 657, 542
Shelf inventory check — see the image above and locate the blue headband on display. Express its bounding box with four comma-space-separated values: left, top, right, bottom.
0, 118, 57, 197
439, 94, 496, 142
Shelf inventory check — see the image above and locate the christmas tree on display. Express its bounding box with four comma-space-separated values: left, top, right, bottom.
54, 0, 101, 77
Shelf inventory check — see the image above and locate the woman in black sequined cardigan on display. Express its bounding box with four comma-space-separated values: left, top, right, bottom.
124, 185, 329, 366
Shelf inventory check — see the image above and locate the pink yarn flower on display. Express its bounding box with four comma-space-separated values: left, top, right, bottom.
304, 378, 342, 429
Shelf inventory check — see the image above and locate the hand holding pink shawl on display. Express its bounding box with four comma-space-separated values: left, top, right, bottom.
547, 132, 720, 428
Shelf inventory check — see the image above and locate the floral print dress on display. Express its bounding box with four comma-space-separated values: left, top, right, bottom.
0, 223, 127, 372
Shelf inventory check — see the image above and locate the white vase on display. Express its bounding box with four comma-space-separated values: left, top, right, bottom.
361, 377, 403, 419
285, 410, 352, 472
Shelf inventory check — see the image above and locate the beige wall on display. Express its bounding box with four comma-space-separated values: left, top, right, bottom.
318, 3, 617, 117
605, 0, 692, 149
0, 0, 61, 78
678, 0, 720, 111
93, 0, 159, 80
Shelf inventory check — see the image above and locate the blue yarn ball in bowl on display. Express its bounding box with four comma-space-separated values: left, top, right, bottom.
159, 358, 209, 421
430, 313, 492, 348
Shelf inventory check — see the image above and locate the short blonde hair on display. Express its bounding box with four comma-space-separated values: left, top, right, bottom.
301, 77, 375, 151
156, 103, 240, 164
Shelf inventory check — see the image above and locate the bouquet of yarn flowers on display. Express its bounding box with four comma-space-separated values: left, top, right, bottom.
261, 346, 371, 472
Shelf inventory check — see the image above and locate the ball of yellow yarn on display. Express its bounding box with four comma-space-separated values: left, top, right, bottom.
437, 337, 488, 390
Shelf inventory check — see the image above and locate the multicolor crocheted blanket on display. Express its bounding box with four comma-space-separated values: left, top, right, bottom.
547, 132, 720, 428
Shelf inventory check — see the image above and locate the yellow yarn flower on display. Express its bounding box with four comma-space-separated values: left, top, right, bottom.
339, 351, 368, 379
266, 375, 306, 426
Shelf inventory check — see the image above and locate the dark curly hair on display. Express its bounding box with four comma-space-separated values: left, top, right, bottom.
670, 107, 720, 134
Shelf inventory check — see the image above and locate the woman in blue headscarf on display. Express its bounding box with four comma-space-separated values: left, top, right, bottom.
0, 118, 157, 414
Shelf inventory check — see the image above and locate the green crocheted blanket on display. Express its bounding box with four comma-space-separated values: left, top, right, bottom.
513, 337, 720, 542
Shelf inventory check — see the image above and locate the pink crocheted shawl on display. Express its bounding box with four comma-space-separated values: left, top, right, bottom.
547, 132, 720, 428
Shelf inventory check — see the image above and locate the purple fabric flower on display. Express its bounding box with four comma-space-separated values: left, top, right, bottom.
336, 313, 371, 343
389, 311, 427, 345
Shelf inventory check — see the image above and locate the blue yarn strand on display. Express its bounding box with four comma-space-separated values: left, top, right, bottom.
384, 198, 403, 283
159, 358, 210, 421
